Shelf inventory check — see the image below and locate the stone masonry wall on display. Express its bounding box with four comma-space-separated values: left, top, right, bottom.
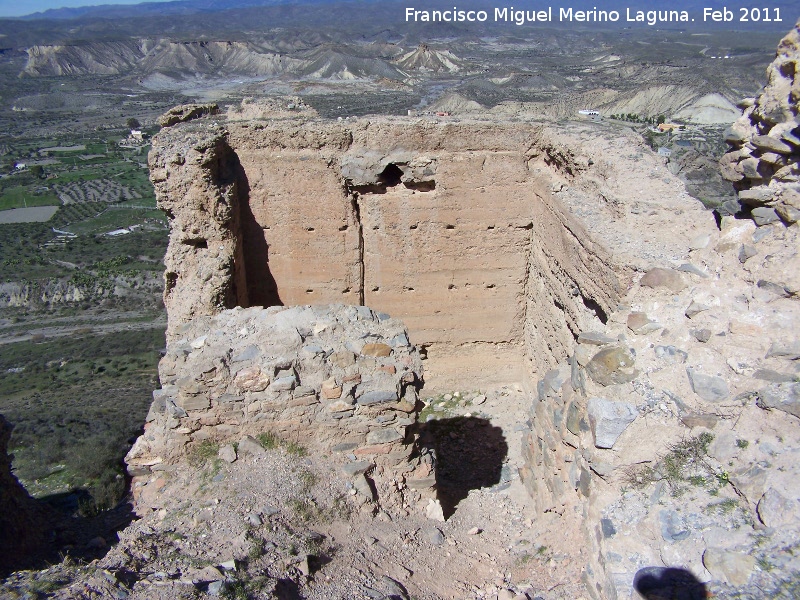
521, 23, 800, 599
126, 304, 433, 512
719, 19, 800, 230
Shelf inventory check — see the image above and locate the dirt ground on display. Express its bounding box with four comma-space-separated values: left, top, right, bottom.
0, 351, 591, 600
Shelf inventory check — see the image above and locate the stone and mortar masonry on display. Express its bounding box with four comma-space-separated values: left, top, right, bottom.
126, 304, 433, 513
719, 19, 800, 228
520, 22, 800, 599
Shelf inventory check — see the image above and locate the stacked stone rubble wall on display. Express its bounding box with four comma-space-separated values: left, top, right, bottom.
719, 19, 800, 228
126, 304, 433, 512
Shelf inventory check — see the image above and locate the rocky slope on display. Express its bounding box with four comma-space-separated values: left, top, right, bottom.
23, 40, 304, 78
518, 21, 800, 599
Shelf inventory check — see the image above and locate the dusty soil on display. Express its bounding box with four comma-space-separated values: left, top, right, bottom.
0, 350, 588, 600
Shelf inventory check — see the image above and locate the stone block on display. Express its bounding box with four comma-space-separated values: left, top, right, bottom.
586, 346, 639, 386
640, 267, 686, 291
586, 397, 637, 449
703, 549, 755, 587
361, 343, 392, 357
237, 435, 266, 456
269, 375, 297, 392
686, 368, 729, 403
756, 382, 800, 418
751, 134, 792, 154
177, 392, 210, 412
627, 311, 661, 334
357, 390, 399, 405
366, 428, 403, 445
751, 206, 780, 226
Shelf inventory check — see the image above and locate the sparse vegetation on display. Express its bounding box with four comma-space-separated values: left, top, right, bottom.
418, 390, 474, 421
188, 440, 220, 467
284, 441, 308, 457
516, 545, 548, 567
625, 433, 718, 495
0, 143, 166, 513
257, 431, 280, 449
704, 498, 740, 515
0, 328, 163, 508
256, 430, 308, 456
290, 497, 320, 522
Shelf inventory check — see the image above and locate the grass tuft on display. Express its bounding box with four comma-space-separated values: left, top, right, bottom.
256, 431, 308, 457
625, 433, 717, 496
188, 440, 220, 467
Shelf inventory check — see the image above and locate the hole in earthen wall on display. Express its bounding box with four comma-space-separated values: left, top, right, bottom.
347, 163, 434, 195
378, 163, 404, 187
165, 272, 177, 297
404, 180, 436, 192
582, 295, 609, 325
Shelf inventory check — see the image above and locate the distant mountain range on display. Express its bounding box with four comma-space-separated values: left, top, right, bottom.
14, 0, 798, 31
19, 0, 309, 20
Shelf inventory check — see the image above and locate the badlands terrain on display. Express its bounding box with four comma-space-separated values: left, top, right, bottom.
0, 2, 799, 600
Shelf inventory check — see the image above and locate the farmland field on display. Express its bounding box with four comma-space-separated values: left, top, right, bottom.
0, 206, 60, 223
0, 123, 169, 514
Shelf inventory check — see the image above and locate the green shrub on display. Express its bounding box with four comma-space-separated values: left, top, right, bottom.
284, 441, 308, 457
256, 431, 307, 456
188, 440, 220, 467
625, 433, 716, 495
257, 431, 280, 449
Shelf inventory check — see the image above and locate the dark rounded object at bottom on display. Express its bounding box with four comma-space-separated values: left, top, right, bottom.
633, 566, 707, 600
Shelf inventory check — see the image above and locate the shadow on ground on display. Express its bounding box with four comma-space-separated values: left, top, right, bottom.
1, 413, 138, 577
634, 567, 708, 600
418, 416, 508, 520
275, 577, 305, 599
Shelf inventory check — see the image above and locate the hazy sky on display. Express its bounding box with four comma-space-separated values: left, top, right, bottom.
0, 0, 174, 18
